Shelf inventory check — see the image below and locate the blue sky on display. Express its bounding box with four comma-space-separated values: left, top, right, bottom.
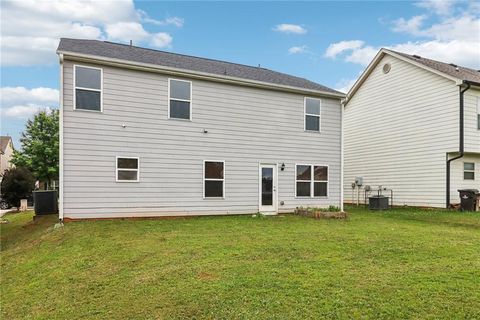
1, 0, 479, 148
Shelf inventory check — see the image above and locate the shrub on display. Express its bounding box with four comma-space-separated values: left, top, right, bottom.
0, 167, 35, 209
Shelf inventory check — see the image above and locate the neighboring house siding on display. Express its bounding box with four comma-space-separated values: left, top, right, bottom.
0, 140, 14, 176
62, 61, 341, 218
344, 54, 461, 207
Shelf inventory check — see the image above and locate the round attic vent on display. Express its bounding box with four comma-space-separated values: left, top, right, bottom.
383, 63, 391, 74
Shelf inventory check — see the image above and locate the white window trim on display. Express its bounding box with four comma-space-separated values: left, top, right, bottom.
116, 156, 140, 183
73, 64, 103, 112
464, 162, 475, 180
295, 164, 329, 198
203, 160, 225, 199
168, 78, 193, 121
304, 97, 321, 132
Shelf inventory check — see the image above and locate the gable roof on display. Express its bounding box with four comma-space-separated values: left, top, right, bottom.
392, 50, 480, 84
346, 48, 480, 104
57, 38, 343, 97
0, 136, 13, 154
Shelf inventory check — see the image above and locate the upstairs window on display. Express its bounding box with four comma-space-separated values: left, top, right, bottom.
74, 65, 102, 111
169, 79, 192, 120
116, 157, 139, 182
304, 98, 321, 131
464, 162, 475, 180
204, 161, 224, 198
296, 164, 328, 197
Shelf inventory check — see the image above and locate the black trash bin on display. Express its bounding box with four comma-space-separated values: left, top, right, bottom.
369, 195, 389, 210
33, 190, 58, 215
458, 189, 479, 211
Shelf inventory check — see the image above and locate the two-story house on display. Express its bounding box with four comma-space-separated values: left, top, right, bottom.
57, 38, 345, 219
344, 49, 480, 208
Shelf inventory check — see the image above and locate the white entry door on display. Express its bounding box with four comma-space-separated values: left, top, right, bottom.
259, 164, 277, 213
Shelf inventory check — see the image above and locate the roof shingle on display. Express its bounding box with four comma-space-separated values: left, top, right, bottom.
387, 49, 480, 84
57, 38, 342, 95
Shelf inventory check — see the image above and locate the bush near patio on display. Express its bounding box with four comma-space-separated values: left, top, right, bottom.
1, 206, 479, 319
0, 167, 35, 210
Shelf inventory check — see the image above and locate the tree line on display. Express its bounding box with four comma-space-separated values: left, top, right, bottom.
1, 110, 59, 209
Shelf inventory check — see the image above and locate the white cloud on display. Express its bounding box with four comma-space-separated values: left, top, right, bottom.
150, 33, 173, 48
1, 87, 58, 119
390, 40, 479, 67
325, 4, 480, 68
415, 0, 458, 16
0, 0, 179, 66
343, 46, 378, 65
324, 40, 365, 59
392, 15, 427, 34
1, 87, 59, 105
105, 22, 149, 42
2, 105, 52, 119
288, 45, 308, 54
273, 24, 307, 34
138, 11, 184, 27
162, 17, 185, 28
324, 40, 479, 68
334, 78, 358, 94
393, 14, 479, 41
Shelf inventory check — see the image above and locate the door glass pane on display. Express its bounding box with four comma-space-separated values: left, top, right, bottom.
262, 167, 273, 206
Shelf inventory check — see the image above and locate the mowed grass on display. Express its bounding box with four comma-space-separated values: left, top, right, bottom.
1, 207, 480, 319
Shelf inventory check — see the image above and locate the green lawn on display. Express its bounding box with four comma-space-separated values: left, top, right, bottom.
1, 207, 480, 319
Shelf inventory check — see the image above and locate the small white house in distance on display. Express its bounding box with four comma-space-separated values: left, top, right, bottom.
343, 48, 480, 208
1, 136, 15, 179
56, 38, 345, 219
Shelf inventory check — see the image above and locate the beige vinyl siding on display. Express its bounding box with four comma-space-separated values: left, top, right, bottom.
344, 54, 460, 207
62, 61, 341, 218
449, 154, 480, 204
464, 88, 480, 153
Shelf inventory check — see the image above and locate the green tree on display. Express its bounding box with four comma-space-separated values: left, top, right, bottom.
12, 110, 59, 189
0, 167, 35, 209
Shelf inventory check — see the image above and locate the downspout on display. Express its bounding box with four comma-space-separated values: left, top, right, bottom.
446, 82, 470, 208
59, 53, 64, 222
340, 99, 345, 212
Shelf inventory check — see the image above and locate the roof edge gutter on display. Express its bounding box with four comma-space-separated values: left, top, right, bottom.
446, 81, 471, 208
56, 50, 345, 99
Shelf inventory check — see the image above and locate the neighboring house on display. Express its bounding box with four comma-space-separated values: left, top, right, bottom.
0, 136, 15, 178
344, 49, 480, 208
57, 38, 345, 219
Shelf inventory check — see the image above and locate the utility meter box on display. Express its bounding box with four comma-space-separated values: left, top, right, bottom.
355, 177, 363, 186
